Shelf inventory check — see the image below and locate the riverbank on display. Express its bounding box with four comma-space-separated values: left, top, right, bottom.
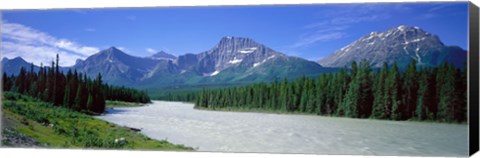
1, 92, 193, 150
106, 100, 146, 108
194, 106, 467, 125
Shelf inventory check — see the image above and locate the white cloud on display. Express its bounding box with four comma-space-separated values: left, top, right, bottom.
292, 32, 346, 48
145, 48, 156, 54
292, 4, 393, 48
428, 3, 456, 12
1, 21, 100, 66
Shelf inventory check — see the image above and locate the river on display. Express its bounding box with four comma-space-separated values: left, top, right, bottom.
96, 100, 468, 156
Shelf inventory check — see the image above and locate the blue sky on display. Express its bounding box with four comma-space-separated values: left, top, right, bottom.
1, 2, 468, 66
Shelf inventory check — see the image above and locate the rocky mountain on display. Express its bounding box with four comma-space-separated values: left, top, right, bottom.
72, 47, 164, 85
148, 51, 176, 60
1, 57, 38, 76
140, 36, 330, 87
2, 57, 74, 76
318, 25, 467, 68
19, 36, 327, 87
191, 36, 285, 76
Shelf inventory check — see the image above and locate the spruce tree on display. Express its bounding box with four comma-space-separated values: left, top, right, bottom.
334, 67, 348, 116
3, 72, 11, 91
371, 63, 388, 119
357, 60, 373, 118
387, 63, 401, 120
402, 60, 418, 119
343, 78, 359, 118
299, 79, 309, 113
315, 74, 326, 115
437, 63, 456, 122
415, 68, 429, 120
454, 68, 467, 122
87, 94, 94, 113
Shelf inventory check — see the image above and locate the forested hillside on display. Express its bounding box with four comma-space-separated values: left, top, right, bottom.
195, 60, 467, 122
2, 54, 150, 114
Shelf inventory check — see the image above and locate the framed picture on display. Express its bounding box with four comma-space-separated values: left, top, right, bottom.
1, 0, 479, 157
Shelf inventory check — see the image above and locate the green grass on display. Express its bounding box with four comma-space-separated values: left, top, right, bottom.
2, 92, 193, 150
106, 100, 145, 108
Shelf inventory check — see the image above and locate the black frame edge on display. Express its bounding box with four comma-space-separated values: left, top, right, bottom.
469, 1, 480, 156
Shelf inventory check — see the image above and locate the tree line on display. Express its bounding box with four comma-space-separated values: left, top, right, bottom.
2, 54, 151, 114
195, 60, 467, 122
158, 91, 197, 102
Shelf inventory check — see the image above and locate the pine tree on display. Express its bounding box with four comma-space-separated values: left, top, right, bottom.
280, 78, 288, 112
305, 79, 316, 113
292, 76, 305, 112
53, 54, 60, 105
371, 63, 388, 119
87, 94, 94, 113
93, 73, 106, 113
63, 70, 73, 108
15, 67, 27, 93
402, 60, 418, 119
357, 60, 373, 118
334, 67, 348, 116
343, 78, 359, 118
437, 63, 456, 122
315, 74, 326, 115
74, 78, 88, 111
387, 63, 401, 120
3, 72, 12, 91
299, 79, 309, 113
325, 74, 335, 115
454, 67, 467, 122
415, 68, 429, 120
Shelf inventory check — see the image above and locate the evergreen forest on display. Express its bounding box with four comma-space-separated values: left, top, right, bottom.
2, 54, 151, 114
195, 60, 467, 122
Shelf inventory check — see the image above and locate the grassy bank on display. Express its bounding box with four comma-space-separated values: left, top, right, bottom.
1, 92, 193, 150
106, 100, 145, 108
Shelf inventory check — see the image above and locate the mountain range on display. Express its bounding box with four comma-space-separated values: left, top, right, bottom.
2, 25, 467, 89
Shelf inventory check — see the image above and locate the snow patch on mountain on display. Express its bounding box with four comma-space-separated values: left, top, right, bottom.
203, 70, 220, 77
238, 47, 258, 54
253, 55, 276, 68
229, 58, 243, 64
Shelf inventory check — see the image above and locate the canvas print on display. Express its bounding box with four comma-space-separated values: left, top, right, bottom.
0, 2, 471, 157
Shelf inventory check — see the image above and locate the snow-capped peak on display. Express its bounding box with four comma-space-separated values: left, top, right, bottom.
397, 25, 409, 31
318, 25, 450, 68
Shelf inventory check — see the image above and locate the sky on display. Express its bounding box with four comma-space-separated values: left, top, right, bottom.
1, 2, 469, 66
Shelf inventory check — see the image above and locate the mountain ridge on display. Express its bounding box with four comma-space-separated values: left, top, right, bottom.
318, 25, 467, 68
3, 27, 467, 88
148, 51, 176, 60
21, 36, 325, 87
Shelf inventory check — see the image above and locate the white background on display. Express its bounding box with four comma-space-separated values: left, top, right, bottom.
0, 0, 479, 158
